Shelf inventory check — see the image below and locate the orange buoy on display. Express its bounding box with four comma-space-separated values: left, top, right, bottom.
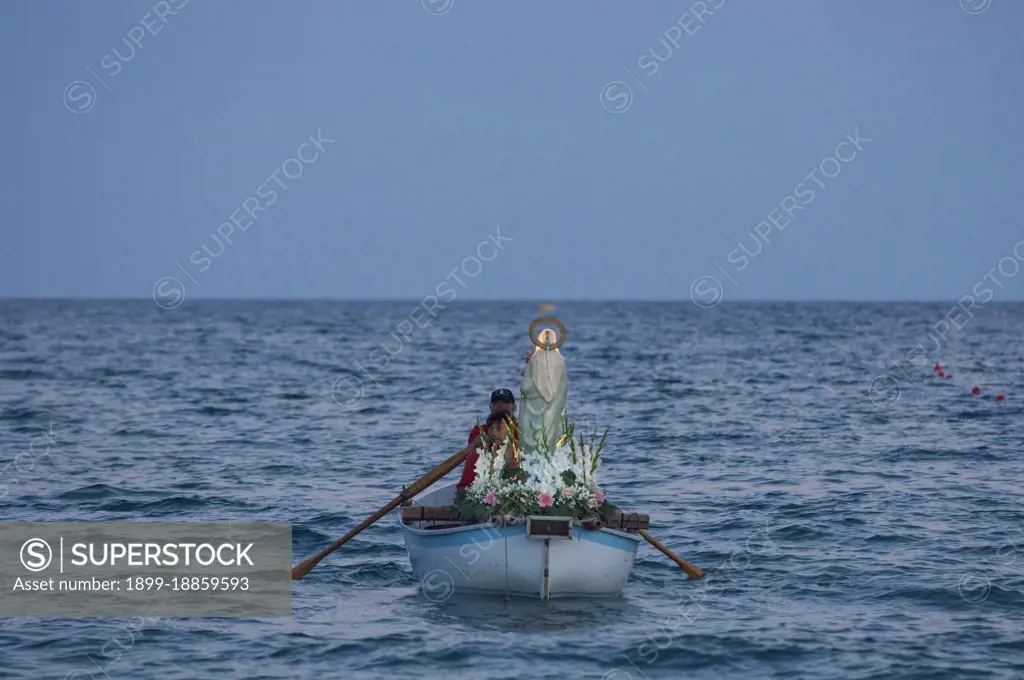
996, 394, 1005, 401
938, 371, 945, 377
971, 386, 981, 395
934, 362, 942, 372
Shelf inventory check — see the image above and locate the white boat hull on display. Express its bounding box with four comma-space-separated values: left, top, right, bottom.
400, 483, 640, 599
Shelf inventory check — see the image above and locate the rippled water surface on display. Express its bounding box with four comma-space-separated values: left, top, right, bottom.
1, 300, 1023, 680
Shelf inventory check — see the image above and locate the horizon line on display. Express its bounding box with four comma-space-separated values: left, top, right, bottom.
3, 296, 1024, 304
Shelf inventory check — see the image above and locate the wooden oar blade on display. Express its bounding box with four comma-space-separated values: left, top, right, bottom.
639, 529, 704, 579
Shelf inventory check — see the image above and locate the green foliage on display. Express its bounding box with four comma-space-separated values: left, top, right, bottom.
502, 467, 528, 483
597, 501, 621, 526
453, 485, 614, 525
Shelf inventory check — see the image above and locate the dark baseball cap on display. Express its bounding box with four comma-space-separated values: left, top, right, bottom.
490, 388, 516, 405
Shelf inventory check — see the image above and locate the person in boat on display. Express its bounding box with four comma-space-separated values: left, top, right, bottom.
467, 388, 519, 445
456, 355, 531, 489
457, 411, 521, 490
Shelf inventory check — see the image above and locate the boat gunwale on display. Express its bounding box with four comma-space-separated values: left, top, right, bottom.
398, 511, 643, 543
399, 480, 643, 543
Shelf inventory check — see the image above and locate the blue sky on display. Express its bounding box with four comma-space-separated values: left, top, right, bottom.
2, 0, 1022, 301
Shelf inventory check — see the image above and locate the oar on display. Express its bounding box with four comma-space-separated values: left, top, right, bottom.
639, 529, 704, 579
291, 441, 476, 580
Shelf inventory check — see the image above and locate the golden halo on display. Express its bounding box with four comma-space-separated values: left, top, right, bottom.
528, 316, 566, 350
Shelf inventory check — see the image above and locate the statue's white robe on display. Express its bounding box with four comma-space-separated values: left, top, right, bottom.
519, 349, 568, 455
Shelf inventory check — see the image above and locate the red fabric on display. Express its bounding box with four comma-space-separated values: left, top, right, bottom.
457, 422, 519, 490
457, 452, 481, 490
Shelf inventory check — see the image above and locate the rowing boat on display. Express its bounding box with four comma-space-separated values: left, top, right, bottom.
400, 481, 645, 600
291, 317, 700, 587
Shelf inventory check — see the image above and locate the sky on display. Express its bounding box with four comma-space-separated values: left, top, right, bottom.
1, 0, 1022, 301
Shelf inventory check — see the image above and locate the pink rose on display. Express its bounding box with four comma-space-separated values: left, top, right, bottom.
538, 492, 554, 508
594, 488, 605, 504
483, 491, 499, 506
561, 487, 574, 499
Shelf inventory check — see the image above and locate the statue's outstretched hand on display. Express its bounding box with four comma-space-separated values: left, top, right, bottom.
520, 350, 534, 376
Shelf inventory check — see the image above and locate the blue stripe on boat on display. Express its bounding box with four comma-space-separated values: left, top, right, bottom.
402, 523, 639, 553
403, 524, 520, 550
575, 527, 640, 552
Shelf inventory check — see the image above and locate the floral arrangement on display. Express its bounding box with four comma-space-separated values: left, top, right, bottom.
454, 416, 619, 524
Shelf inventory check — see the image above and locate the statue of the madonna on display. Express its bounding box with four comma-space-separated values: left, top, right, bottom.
519, 326, 568, 456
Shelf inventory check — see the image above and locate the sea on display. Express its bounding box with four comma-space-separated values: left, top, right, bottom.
1, 300, 1022, 680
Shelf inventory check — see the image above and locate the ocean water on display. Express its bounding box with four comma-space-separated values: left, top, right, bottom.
1, 300, 1023, 680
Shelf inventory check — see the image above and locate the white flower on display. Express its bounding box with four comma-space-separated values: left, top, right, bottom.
498, 439, 606, 503
470, 445, 502, 493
